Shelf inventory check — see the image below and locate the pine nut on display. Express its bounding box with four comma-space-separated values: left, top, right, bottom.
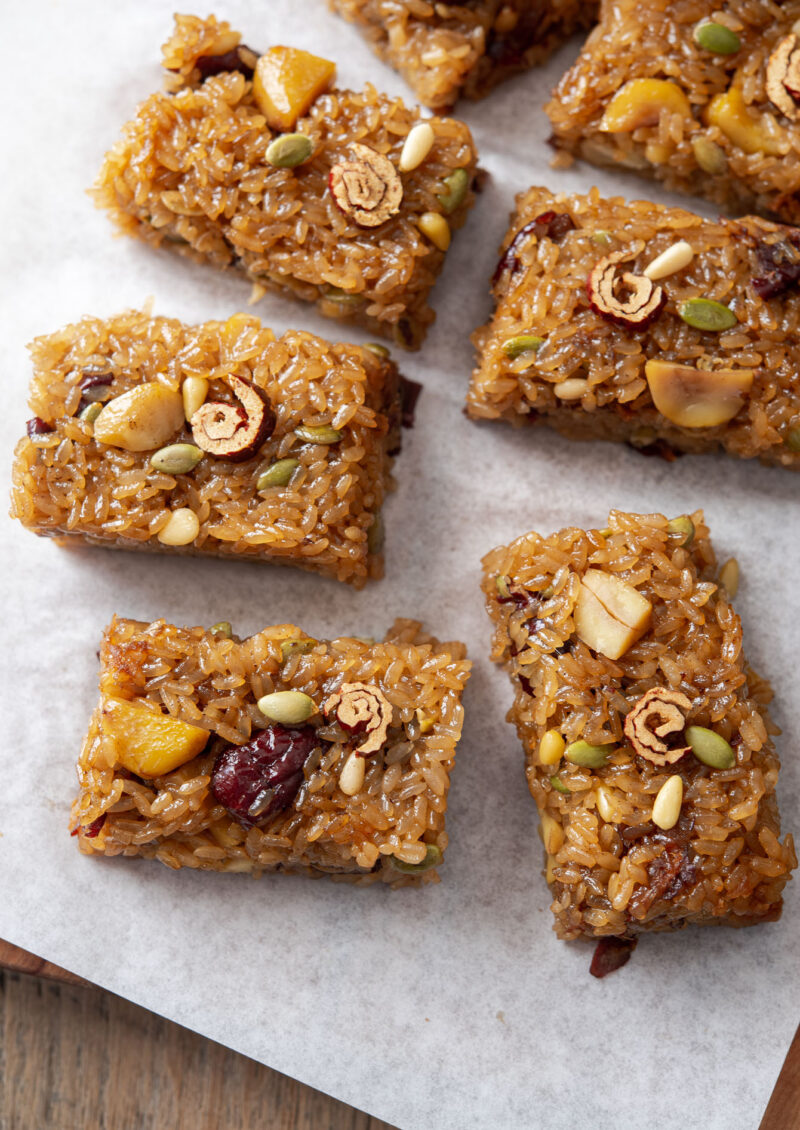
339, 750, 365, 796
182, 376, 208, 423
539, 729, 565, 765
719, 557, 739, 598
157, 507, 200, 546
554, 378, 589, 400
399, 122, 435, 172
652, 774, 684, 830
540, 810, 564, 855
418, 212, 451, 251
643, 241, 694, 280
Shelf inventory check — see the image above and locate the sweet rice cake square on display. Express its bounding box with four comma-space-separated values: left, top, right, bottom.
10, 310, 404, 587
329, 0, 596, 111
71, 616, 470, 886
547, 0, 800, 223
467, 186, 800, 469
93, 14, 480, 349
482, 510, 796, 968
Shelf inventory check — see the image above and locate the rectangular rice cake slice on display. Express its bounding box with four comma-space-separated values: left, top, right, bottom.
546, 0, 800, 223
93, 13, 479, 350
482, 509, 796, 944
467, 186, 800, 468
10, 309, 402, 587
71, 616, 470, 886
329, 0, 596, 111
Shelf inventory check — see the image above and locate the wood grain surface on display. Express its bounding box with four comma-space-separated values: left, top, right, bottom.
0, 940, 395, 1130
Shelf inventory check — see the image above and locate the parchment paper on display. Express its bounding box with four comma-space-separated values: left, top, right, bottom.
1, 4, 798, 1127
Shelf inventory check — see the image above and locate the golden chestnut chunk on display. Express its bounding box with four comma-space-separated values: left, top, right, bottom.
706, 88, 786, 155
252, 47, 336, 131
575, 570, 652, 661
645, 360, 755, 428
93, 384, 184, 452
600, 79, 692, 133
100, 697, 209, 778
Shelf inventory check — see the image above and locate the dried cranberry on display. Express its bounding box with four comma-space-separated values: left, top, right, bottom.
492, 211, 575, 286
589, 937, 637, 979
26, 417, 54, 437
751, 233, 800, 299
210, 723, 321, 827
70, 812, 107, 838
79, 372, 113, 401
399, 375, 423, 429
195, 45, 257, 81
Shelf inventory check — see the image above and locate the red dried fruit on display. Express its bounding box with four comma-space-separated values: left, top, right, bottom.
195, 44, 258, 81
492, 211, 575, 286
587, 250, 666, 328
70, 812, 107, 838
210, 723, 321, 826
589, 937, 637, 979
751, 233, 800, 299
191, 374, 275, 461
26, 417, 54, 437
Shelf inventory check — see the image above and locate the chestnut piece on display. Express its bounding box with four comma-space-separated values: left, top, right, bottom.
190, 374, 275, 461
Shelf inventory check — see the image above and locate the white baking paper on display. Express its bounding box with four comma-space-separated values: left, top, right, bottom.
1, 3, 798, 1127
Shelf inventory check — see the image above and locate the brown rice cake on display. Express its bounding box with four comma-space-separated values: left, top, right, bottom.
467, 186, 800, 469
70, 616, 470, 886
92, 13, 479, 350
482, 510, 796, 964
10, 309, 404, 587
329, 0, 596, 111
547, 0, 800, 223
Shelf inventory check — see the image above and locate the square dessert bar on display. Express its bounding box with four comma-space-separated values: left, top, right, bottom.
468, 187, 800, 469
329, 0, 596, 111
71, 616, 470, 885
482, 510, 796, 955
547, 0, 800, 223
93, 13, 479, 349
10, 310, 404, 587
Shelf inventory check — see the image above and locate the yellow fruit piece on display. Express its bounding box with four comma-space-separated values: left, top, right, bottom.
645, 360, 755, 428
600, 78, 692, 133
253, 47, 336, 131
706, 88, 786, 155
93, 384, 184, 452
100, 696, 209, 778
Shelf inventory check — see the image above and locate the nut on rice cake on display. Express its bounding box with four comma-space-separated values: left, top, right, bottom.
71, 616, 471, 886
467, 187, 800, 468
92, 13, 480, 349
10, 309, 404, 587
546, 0, 800, 223
328, 0, 596, 111
482, 510, 796, 955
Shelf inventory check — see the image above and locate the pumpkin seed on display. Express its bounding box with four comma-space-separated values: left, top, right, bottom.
502, 334, 544, 359
294, 424, 342, 444
685, 725, 736, 769
364, 342, 390, 359
280, 638, 316, 662
391, 844, 442, 873
367, 512, 384, 555
79, 402, 103, 425
149, 443, 203, 474
257, 458, 299, 490
265, 132, 314, 168
437, 167, 469, 213
209, 621, 233, 639
666, 515, 695, 546
565, 740, 613, 768
257, 690, 316, 724
550, 775, 571, 795
785, 426, 800, 452
591, 230, 613, 247
678, 297, 738, 331
321, 285, 362, 307
693, 21, 741, 55
496, 574, 511, 600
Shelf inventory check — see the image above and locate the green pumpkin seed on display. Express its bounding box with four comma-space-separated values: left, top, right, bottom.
367, 512, 384, 555
294, 424, 343, 444
265, 132, 314, 168
79, 402, 103, 426
565, 740, 613, 768
364, 342, 390, 359
280, 638, 316, 662
437, 168, 469, 214
149, 443, 203, 474
209, 621, 233, 639
686, 725, 736, 769
678, 298, 738, 332
257, 690, 316, 725
496, 574, 511, 600
692, 136, 727, 175
667, 515, 695, 546
257, 458, 299, 490
693, 21, 741, 54
502, 335, 544, 359
321, 285, 362, 307
785, 426, 800, 452
391, 844, 442, 873
550, 775, 571, 795
591, 230, 613, 247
